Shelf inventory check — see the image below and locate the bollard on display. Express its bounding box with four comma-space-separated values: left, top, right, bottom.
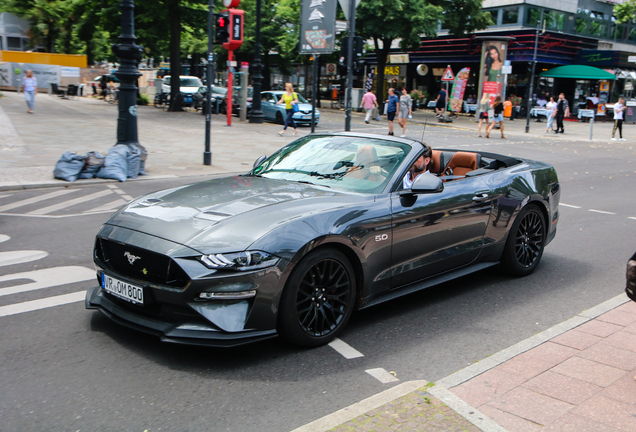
589, 117, 594, 140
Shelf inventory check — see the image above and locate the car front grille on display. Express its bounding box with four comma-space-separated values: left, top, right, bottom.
95, 238, 189, 288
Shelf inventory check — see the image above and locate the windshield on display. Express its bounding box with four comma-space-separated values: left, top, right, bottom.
180, 77, 203, 87
250, 135, 410, 194
233, 87, 254, 98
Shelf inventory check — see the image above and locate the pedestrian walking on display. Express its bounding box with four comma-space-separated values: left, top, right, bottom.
486, 95, 505, 139
360, 89, 378, 124
397, 88, 413, 137
435, 87, 447, 117
21, 70, 37, 114
386, 88, 399, 136
545, 96, 557, 133
276, 83, 299, 136
611, 97, 626, 141
477, 93, 490, 137
554, 92, 570, 134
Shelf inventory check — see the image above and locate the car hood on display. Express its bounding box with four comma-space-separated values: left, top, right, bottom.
296, 103, 319, 113
106, 176, 357, 254
180, 87, 199, 94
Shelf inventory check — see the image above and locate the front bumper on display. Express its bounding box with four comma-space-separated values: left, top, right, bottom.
86, 286, 277, 347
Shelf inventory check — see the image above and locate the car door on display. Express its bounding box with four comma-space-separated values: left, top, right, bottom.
390, 176, 492, 289
260, 92, 274, 120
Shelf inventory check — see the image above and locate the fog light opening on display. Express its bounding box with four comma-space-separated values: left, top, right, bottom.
198, 290, 257, 300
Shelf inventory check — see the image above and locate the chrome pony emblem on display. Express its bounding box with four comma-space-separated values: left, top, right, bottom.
124, 251, 141, 265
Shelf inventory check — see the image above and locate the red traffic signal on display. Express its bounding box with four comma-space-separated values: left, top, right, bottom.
215, 12, 230, 43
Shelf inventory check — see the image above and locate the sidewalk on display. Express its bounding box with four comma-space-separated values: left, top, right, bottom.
296, 294, 636, 432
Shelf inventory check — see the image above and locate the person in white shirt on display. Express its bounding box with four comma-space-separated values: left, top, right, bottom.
611, 97, 626, 141
402, 145, 432, 189
545, 96, 557, 133
21, 70, 38, 114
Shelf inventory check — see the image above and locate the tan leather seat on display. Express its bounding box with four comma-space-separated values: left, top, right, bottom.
445, 151, 480, 176
429, 150, 444, 174
348, 145, 384, 183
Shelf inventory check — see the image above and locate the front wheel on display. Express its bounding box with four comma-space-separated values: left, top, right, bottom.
278, 248, 356, 347
501, 204, 546, 276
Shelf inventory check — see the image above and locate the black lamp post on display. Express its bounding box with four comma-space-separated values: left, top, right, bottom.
249, 0, 264, 124
111, 0, 143, 145
525, 20, 541, 133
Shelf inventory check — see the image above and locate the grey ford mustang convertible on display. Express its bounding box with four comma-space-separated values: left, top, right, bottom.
86, 133, 560, 347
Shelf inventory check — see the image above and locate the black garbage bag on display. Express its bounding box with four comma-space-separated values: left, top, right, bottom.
96, 146, 129, 182
78, 151, 106, 179
53, 151, 86, 182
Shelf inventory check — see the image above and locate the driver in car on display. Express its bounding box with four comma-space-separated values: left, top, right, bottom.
403, 145, 432, 189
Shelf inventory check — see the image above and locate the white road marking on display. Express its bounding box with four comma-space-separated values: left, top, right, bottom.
84, 198, 127, 213
0, 266, 95, 297
0, 189, 79, 212
27, 189, 113, 215
589, 209, 616, 215
0, 193, 13, 200
0, 234, 9, 243
0, 291, 86, 317
328, 338, 364, 359
629, 217, 636, 221
0, 210, 116, 218
365, 368, 399, 384
0, 250, 48, 267
559, 203, 581, 208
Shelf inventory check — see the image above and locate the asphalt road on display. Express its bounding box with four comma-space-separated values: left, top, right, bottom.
0, 112, 635, 432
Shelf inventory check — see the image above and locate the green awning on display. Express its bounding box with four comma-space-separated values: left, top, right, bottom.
539, 65, 616, 80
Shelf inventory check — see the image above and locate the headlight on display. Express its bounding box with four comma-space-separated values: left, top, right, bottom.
200, 251, 279, 271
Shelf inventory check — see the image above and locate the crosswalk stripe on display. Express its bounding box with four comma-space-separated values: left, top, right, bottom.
84, 198, 128, 213
0, 266, 95, 297
0, 189, 79, 212
0, 250, 49, 267
27, 189, 113, 215
0, 234, 9, 243
0, 193, 13, 200
0, 291, 86, 317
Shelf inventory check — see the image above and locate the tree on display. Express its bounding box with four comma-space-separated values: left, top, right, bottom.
615, 0, 636, 24
357, 0, 443, 107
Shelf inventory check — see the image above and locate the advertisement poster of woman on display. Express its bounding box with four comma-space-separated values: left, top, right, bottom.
476, 39, 511, 117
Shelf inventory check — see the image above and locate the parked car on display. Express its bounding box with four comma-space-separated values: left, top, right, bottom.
192, 85, 228, 114
260, 91, 320, 126
86, 133, 560, 347
626, 251, 636, 302
161, 75, 203, 107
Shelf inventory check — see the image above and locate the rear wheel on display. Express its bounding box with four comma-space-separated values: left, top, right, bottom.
278, 248, 356, 347
501, 204, 546, 276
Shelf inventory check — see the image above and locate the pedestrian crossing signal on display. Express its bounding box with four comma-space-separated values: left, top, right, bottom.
215, 12, 230, 43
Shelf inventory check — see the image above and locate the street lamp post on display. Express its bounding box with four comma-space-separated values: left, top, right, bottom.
525, 20, 541, 133
111, 0, 143, 146
249, 0, 264, 124
204, 0, 214, 165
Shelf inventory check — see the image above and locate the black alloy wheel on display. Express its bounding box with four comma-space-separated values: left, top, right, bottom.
278, 248, 356, 347
501, 204, 546, 276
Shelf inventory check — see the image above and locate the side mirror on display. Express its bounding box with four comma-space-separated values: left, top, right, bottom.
410, 173, 443, 194
253, 155, 267, 169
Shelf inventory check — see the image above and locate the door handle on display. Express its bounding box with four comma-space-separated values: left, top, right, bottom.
472, 193, 489, 202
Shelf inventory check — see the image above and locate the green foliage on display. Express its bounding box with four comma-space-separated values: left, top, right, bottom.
137, 93, 150, 105
615, 0, 636, 24
427, 0, 494, 36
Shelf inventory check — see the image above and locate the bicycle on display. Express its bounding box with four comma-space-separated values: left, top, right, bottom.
154, 92, 170, 110
105, 88, 119, 104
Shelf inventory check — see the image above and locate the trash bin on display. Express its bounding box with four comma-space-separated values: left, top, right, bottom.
625, 101, 636, 124
504, 100, 512, 118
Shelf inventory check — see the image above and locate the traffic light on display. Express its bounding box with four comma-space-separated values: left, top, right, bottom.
215, 12, 230, 44
341, 36, 364, 68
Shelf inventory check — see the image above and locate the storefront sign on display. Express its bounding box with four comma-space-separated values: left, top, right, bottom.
389, 54, 409, 64
539, 34, 567, 53
384, 66, 400, 75
600, 81, 609, 92
432, 68, 445, 76
416, 64, 428, 76
449, 67, 470, 112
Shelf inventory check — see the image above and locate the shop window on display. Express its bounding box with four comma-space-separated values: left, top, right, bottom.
7, 37, 21, 50
545, 11, 565, 31
575, 18, 588, 34
590, 11, 604, 20
611, 24, 625, 40
502, 7, 519, 25
577, 8, 590, 16
526, 7, 541, 26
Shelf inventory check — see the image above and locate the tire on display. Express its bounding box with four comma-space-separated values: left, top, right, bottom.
278, 248, 356, 347
276, 111, 284, 125
500, 204, 546, 276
